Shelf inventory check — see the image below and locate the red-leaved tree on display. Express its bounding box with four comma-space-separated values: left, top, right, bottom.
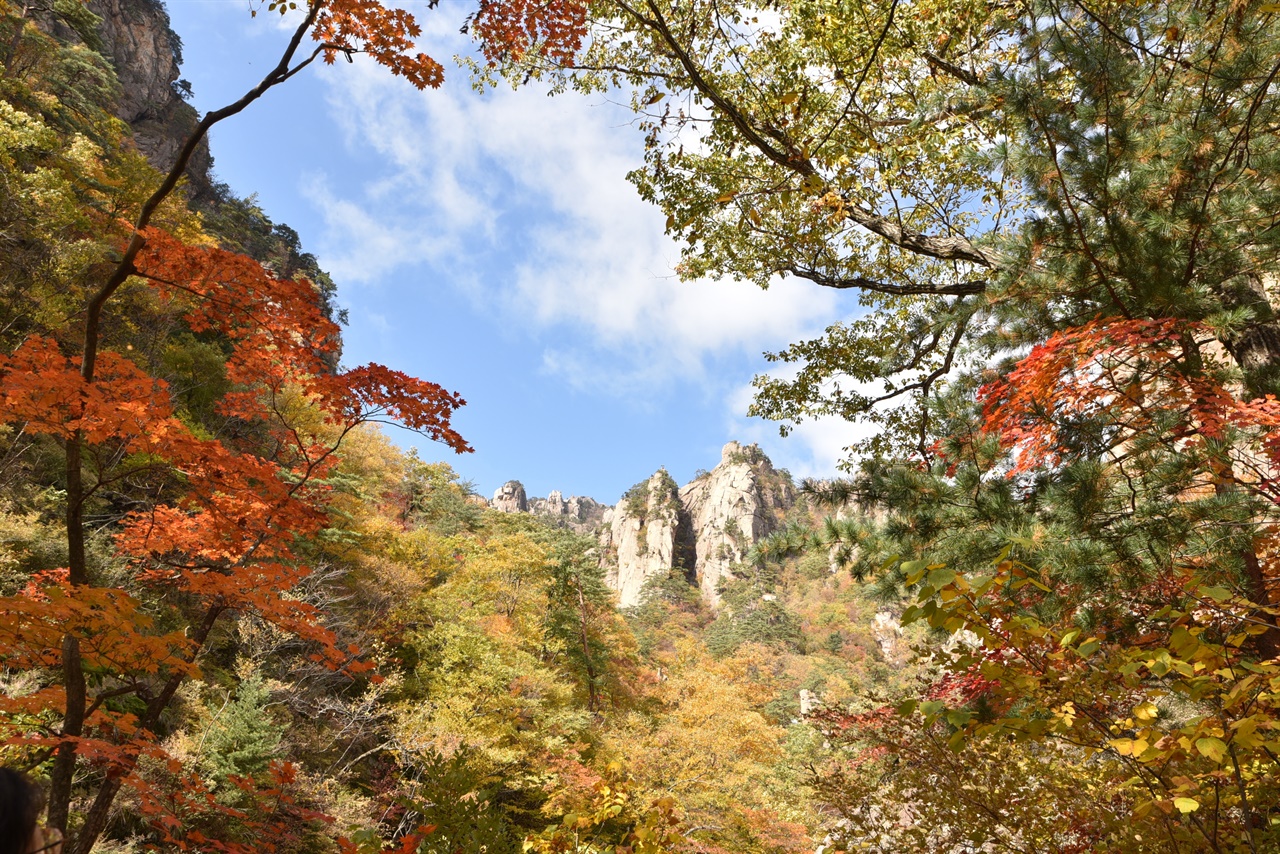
0, 0, 589, 850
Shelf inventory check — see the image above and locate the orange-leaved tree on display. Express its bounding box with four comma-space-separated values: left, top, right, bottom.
0, 0, 589, 850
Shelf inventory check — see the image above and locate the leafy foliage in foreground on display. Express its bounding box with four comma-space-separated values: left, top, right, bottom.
495, 0, 1280, 849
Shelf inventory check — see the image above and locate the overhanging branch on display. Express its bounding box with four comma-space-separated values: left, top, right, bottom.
784, 264, 986, 296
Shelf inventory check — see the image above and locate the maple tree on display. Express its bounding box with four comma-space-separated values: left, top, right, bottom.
0, 0, 593, 850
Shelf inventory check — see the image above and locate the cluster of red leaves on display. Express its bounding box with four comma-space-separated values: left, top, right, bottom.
315, 0, 444, 89
0, 336, 336, 652
737, 807, 813, 854
924, 669, 999, 704
135, 228, 472, 453
0, 223, 469, 846
306, 0, 589, 89
137, 759, 337, 853
978, 318, 1193, 474
977, 318, 1280, 502
470, 0, 589, 65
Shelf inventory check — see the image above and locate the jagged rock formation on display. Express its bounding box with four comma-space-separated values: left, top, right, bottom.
489, 483, 610, 534
678, 442, 795, 605
598, 470, 683, 608
491, 480, 528, 513
528, 491, 610, 533
488, 443, 797, 608
600, 443, 796, 608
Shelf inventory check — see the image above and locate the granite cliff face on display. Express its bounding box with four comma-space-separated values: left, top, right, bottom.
677, 442, 796, 605
488, 443, 797, 608
597, 470, 683, 608
491, 480, 528, 513
597, 443, 795, 607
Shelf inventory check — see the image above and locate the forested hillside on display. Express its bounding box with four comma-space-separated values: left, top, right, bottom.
2, 0, 1279, 853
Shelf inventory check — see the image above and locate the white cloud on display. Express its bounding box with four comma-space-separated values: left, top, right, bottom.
305, 50, 843, 394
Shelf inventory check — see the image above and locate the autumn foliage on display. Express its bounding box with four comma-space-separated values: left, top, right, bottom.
0, 218, 470, 844
0, 0, 509, 847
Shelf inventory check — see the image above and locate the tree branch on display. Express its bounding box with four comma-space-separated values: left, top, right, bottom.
624, 0, 1004, 268
784, 263, 986, 296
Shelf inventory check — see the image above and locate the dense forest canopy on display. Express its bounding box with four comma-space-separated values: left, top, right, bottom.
0, 0, 1278, 852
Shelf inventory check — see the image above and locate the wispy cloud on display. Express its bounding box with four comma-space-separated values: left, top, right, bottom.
306, 49, 844, 396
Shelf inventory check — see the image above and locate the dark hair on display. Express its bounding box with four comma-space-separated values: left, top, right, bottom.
0, 768, 43, 854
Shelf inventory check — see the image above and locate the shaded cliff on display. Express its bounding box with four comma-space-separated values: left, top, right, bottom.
37, 0, 213, 195
88, 0, 211, 195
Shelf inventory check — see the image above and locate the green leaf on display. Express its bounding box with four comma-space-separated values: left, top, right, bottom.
1200, 586, 1232, 602
927, 566, 956, 588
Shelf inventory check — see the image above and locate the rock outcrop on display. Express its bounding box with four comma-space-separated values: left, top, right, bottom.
677, 442, 795, 605
33, 0, 213, 194
70, 0, 213, 194
491, 480, 528, 513
489, 484, 610, 534
487, 442, 797, 609
599, 443, 795, 608
597, 470, 683, 608
528, 491, 610, 533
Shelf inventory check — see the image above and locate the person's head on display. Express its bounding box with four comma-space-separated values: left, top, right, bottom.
0, 768, 44, 854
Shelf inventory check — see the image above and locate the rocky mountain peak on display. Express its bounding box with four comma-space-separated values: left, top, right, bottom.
486, 443, 796, 608
677, 442, 795, 605
489, 481, 609, 534
599, 443, 795, 608
491, 480, 528, 513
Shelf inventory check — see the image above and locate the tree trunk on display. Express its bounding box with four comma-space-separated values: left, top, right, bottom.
1214, 272, 1280, 400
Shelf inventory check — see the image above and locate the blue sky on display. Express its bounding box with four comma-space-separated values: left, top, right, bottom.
164, 0, 863, 504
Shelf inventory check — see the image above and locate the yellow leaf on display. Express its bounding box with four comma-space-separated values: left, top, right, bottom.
1195, 737, 1227, 763
1173, 797, 1199, 814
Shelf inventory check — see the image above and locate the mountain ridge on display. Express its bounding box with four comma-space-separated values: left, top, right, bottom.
489, 441, 799, 607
